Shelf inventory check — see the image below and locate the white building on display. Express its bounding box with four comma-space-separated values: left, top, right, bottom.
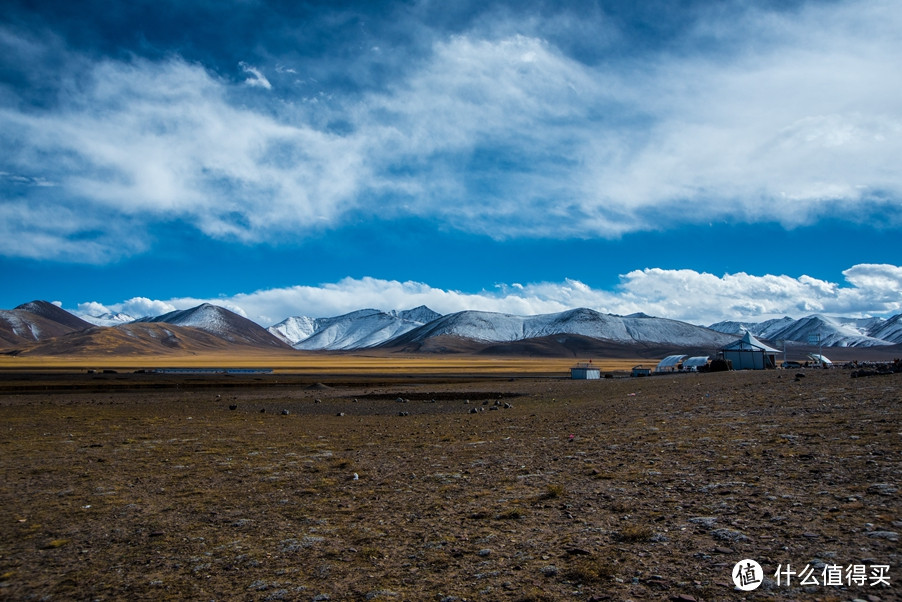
570, 361, 601, 379
721, 331, 779, 370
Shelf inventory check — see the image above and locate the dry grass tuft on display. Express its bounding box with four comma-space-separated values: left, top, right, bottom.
563, 554, 617, 584
616, 524, 654, 542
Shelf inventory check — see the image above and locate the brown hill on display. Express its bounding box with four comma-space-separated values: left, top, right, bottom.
133, 303, 290, 350
4, 322, 285, 357
15, 300, 94, 331
0, 301, 93, 348
381, 333, 723, 359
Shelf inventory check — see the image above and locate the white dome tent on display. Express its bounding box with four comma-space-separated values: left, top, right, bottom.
655, 354, 687, 372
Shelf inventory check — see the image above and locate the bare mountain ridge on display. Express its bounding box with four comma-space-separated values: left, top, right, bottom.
2, 302, 290, 355
7, 322, 271, 357
0, 300, 94, 347
133, 303, 290, 349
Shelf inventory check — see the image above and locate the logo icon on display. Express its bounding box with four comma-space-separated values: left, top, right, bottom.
733, 559, 763, 591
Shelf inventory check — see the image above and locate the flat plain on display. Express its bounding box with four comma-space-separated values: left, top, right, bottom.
0, 359, 899, 601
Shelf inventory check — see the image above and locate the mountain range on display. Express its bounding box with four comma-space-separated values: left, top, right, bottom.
708, 313, 902, 347
1, 300, 901, 358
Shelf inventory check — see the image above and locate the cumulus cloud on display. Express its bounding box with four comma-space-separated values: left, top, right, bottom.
2, 0, 901, 260
74, 264, 902, 327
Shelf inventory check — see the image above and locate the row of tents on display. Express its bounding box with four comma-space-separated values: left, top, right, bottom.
571, 331, 832, 378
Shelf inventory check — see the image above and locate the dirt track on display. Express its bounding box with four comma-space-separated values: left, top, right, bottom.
1, 369, 899, 601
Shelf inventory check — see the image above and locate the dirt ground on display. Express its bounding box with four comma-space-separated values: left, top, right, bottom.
0, 368, 899, 601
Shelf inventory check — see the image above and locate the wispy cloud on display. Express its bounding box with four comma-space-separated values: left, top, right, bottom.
76, 264, 902, 327
239, 61, 272, 89
2, 1, 901, 261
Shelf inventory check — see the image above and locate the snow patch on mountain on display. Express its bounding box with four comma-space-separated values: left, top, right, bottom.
867, 314, 902, 344
80, 312, 136, 327
268, 315, 318, 345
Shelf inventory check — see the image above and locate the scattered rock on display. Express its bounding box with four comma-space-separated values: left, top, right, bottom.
336, 412, 344, 417
711, 528, 748, 542
866, 531, 899, 541
281, 409, 290, 415
867, 483, 897, 496
365, 590, 398, 600
229, 404, 237, 410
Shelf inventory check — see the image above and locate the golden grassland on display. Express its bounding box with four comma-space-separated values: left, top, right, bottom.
0, 351, 648, 375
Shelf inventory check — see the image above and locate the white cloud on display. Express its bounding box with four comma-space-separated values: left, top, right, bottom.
75, 264, 902, 327
2, 0, 901, 261
239, 61, 272, 90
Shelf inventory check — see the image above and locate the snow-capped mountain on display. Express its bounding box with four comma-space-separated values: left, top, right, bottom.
390, 306, 442, 324
275, 306, 443, 350
268, 315, 318, 345
0, 300, 93, 346
133, 303, 289, 349
868, 314, 902, 344
709, 314, 894, 347
80, 311, 136, 327
385, 308, 736, 349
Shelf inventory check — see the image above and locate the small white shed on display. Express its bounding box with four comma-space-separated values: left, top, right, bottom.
570, 362, 601, 380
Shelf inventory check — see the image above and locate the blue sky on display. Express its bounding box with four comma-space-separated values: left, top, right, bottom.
1, 0, 900, 326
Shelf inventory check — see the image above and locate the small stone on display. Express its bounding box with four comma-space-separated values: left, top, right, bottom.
477, 548, 491, 557
540, 565, 558, 576
281, 409, 290, 415
866, 531, 899, 541
867, 483, 897, 496
711, 528, 748, 542
336, 412, 344, 417
229, 404, 238, 410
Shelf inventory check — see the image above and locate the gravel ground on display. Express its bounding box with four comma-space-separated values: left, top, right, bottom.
0, 368, 899, 601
